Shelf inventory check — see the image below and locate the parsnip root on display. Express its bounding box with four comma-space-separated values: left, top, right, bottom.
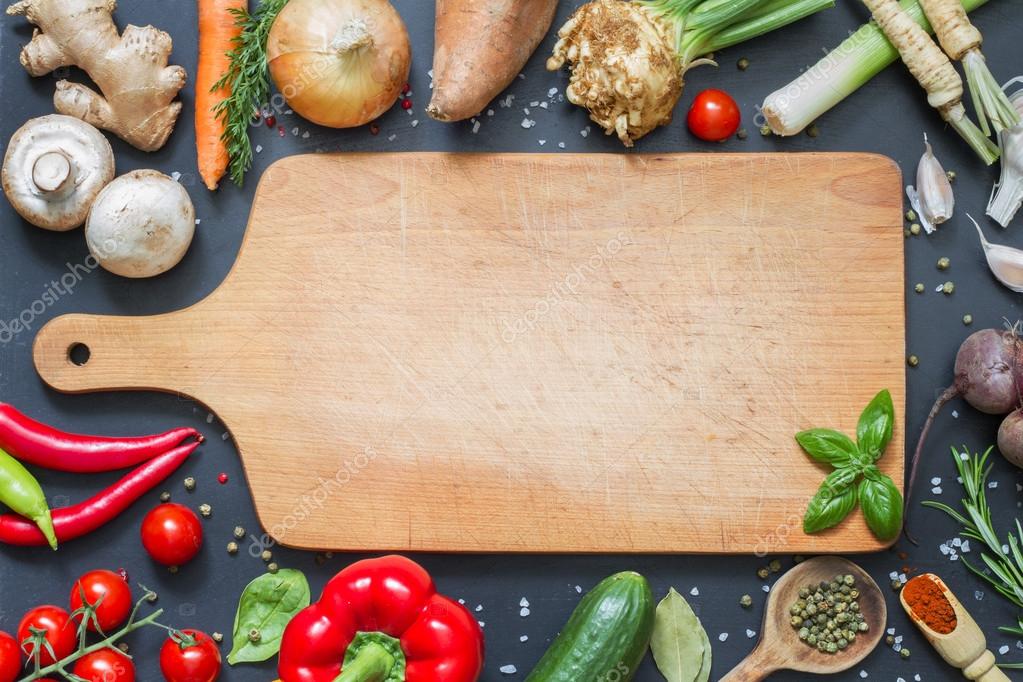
7, 0, 187, 152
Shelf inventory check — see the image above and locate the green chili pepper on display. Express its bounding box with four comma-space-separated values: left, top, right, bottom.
0, 448, 57, 549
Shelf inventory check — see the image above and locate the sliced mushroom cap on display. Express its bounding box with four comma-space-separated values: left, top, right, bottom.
85, 170, 196, 279
1, 115, 115, 231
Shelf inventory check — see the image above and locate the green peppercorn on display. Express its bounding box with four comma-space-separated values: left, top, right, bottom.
791, 616, 803, 627
947, 170, 956, 182
227, 541, 239, 555
914, 283, 924, 293
838, 638, 848, 650
807, 123, 820, 138
737, 57, 750, 70
261, 550, 272, 562
268, 562, 279, 574
858, 622, 869, 632
757, 567, 770, 580
740, 594, 753, 608
198, 503, 212, 518
807, 634, 818, 645
737, 128, 748, 140
769, 559, 782, 573
798, 627, 810, 640
248, 628, 261, 643
900, 647, 911, 659
942, 281, 955, 295
794, 555, 805, 564
937, 256, 950, 270
907, 355, 919, 367
159, 491, 171, 503
212, 632, 223, 643
886, 635, 895, 646
168, 565, 178, 575
963, 314, 973, 325
183, 477, 196, 491
910, 223, 922, 235
760, 125, 772, 137
233, 526, 246, 539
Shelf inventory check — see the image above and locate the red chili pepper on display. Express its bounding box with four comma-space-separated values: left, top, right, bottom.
0, 441, 199, 546
278, 555, 484, 682
0, 403, 200, 472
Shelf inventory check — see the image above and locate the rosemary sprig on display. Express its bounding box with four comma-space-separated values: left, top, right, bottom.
212, 0, 291, 187
923, 447, 1023, 643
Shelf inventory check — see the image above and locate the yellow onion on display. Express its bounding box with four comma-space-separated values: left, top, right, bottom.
267, 0, 411, 129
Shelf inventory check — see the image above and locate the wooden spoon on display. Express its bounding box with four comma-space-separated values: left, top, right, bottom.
900, 573, 1010, 681
721, 557, 886, 681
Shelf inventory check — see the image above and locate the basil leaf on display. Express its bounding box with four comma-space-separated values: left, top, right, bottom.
651, 588, 708, 682
856, 389, 894, 461
228, 569, 310, 665
803, 469, 859, 534
858, 474, 904, 541
795, 429, 858, 468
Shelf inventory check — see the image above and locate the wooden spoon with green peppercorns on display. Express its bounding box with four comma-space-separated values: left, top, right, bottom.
721, 557, 886, 681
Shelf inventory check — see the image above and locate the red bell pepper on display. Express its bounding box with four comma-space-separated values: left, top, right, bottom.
278, 555, 484, 682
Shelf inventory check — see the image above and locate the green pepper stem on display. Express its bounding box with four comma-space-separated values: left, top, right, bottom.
334, 641, 396, 682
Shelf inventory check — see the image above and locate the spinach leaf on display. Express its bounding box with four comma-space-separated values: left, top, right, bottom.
795, 429, 858, 468
803, 469, 858, 534
856, 389, 894, 461
228, 569, 310, 665
858, 474, 903, 541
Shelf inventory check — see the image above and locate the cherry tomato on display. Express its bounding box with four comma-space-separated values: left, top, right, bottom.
72, 648, 135, 682
159, 630, 221, 682
17, 606, 75, 666
141, 504, 203, 566
70, 570, 132, 633
0, 631, 20, 682
686, 88, 741, 142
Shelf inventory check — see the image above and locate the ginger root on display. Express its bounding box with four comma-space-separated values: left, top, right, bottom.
7, 0, 187, 152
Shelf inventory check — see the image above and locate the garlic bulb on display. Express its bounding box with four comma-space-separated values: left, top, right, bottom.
987, 79, 1023, 227
906, 135, 955, 234
546, 0, 682, 147
971, 214, 1023, 292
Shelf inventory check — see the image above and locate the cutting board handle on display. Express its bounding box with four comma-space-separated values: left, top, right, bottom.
33, 313, 196, 396
719, 645, 782, 682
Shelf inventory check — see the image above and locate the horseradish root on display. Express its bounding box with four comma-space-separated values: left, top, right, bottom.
862, 0, 998, 164
7, 0, 187, 152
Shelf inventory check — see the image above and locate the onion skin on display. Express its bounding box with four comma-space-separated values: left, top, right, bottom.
267, 0, 411, 129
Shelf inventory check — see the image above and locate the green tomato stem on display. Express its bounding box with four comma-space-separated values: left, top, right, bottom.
333, 641, 396, 682
18, 605, 164, 682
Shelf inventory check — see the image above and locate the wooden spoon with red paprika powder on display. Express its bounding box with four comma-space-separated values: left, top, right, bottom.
901, 573, 1010, 681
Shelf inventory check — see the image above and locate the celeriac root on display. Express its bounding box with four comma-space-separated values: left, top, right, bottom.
547, 0, 683, 147
7, 0, 187, 152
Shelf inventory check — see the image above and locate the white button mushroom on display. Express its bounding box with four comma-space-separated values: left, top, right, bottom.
85, 170, 196, 278
1, 115, 115, 231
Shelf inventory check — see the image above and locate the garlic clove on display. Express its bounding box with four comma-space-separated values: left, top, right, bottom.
971, 214, 1023, 292
906, 134, 955, 234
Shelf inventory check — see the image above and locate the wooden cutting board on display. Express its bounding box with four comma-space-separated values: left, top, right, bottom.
33, 153, 905, 553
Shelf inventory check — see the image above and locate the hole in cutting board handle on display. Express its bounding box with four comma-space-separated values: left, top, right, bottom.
68, 343, 91, 366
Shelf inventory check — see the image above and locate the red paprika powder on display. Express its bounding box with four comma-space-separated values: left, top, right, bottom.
903, 574, 957, 634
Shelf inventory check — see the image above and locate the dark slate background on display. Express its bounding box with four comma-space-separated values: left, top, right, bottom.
2, 1, 1023, 680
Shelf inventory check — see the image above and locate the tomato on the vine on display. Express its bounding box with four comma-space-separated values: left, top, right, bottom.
0, 631, 20, 682
141, 504, 203, 567
159, 630, 221, 682
70, 570, 132, 632
73, 648, 135, 682
17, 606, 75, 666
686, 88, 741, 142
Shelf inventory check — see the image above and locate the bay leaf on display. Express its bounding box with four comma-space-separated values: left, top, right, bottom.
650, 588, 706, 682
695, 622, 712, 682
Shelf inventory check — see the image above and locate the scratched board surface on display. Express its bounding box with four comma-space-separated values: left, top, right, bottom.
32, 152, 905, 553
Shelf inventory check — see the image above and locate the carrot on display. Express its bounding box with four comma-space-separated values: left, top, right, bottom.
427, 0, 558, 123
196, 0, 246, 191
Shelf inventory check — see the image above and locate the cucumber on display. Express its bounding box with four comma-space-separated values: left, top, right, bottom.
525, 571, 654, 682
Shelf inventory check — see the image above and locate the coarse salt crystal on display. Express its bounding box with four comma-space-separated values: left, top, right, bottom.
472, 120, 481, 134
520, 635, 528, 642
548, 87, 558, 97
952, 410, 959, 418
520, 607, 530, 617
540, 102, 548, 109
580, 128, 589, 138
499, 664, 517, 674
575, 586, 582, 593
411, 120, 419, 128
538, 140, 546, 146
939, 544, 950, 555
952, 537, 962, 547
976, 590, 985, 600
990, 481, 999, 488
887, 628, 896, 635
762, 585, 770, 593
255, 145, 263, 153
558, 142, 566, 149
1001, 645, 1011, 654
932, 486, 942, 494
746, 629, 756, 638
487, 109, 495, 117
961, 540, 971, 552
520, 598, 529, 607
475, 605, 483, 612
889, 571, 899, 580
387, 134, 396, 141
859, 671, 868, 678
931, 477, 942, 485
521, 118, 535, 129
529, 101, 540, 107
523, 108, 530, 115
718, 633, 728, 642
171, 171, 182, 182
690, 587, 699, 596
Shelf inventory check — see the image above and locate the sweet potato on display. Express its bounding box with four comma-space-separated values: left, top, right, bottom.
427, 0, 558, 122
